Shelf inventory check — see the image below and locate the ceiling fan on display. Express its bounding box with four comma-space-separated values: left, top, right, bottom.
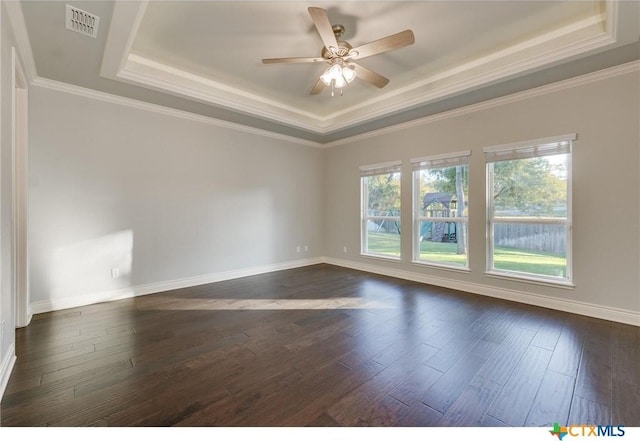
262, 7, 415, 96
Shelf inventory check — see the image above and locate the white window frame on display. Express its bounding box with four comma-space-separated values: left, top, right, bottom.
484, 134, 575, 287
360, 161, 402, 260
411, 150, 471, 270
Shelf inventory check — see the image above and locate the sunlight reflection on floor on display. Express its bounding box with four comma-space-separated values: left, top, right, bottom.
139, 297, 395, 310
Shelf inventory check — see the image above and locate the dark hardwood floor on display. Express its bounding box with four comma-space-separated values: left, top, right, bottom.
1, 264, 639, 427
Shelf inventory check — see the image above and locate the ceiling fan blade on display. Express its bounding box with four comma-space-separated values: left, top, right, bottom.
310, 78, 325, 95
262, 57, 325, 64
308, 7, 339, 52
349, 30, 415, 60
352, 63, 389, 88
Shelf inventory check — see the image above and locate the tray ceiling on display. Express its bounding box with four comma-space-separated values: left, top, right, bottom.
18, 1, 640, 142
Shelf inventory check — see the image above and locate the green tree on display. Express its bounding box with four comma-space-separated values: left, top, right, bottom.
366, 173, 401, 215
493, 157, 566, 216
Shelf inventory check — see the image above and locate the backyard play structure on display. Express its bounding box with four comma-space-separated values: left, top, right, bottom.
421, 192, 458, 243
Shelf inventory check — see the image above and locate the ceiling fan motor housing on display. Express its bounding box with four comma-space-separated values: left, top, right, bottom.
322, 40, 352, 59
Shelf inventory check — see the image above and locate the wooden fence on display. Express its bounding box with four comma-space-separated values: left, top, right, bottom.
494, 223, 566, 256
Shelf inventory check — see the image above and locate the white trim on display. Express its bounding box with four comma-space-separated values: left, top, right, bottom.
12, 48, 31, 328
360, 253, 402, 262
324, 257, 640, 326
117, 56, 322, 133
99, 2, 619, 134
492, 217, 569, 225
417, 217, 468, 224
411, 261, 471, 274
322, 13, 611, 128
30, 77, 323, 149
410, 150, 471, 165
485, 271, 575, 289
486, 140, 573, 284
100, 1, 148, 77
483, 133, 576, 154
30, 257, 323, 315
23, 256, 640, 330
3, 1, 37, 82
0, 344, 17, 401
359, 160, 402, 172
325, 61, 640, 148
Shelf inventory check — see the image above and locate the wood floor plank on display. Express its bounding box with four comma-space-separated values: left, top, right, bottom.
476, 325, 536, 385
2, 264, 638, 427
438, 376, 502, 426
546, 325, 584, 377
611, 380, 640, 425
574, 322, 612, 406
388, 362, 442, 406
363, 395, 410, 427
487, 345, 553, 426
420, 339, 500, 414
568, 395, 611, 426
327, 349, 430, 426
524, 370, 575, 427
280, 358, 386, 426
394, 402, 442, 427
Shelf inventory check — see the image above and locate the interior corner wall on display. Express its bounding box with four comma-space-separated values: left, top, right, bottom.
324, 69, 640, 318
28, 86, 324, 310
0, 1, 18, 393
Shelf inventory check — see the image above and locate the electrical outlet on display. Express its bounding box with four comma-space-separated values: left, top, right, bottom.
296, 246, 300, 253
304, 245, 308, 252
343, 246, 347, 253
111, 268, 120, 278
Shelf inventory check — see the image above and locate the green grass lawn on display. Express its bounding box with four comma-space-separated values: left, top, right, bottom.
367, 231, 566, 276
366, 231, 401, 257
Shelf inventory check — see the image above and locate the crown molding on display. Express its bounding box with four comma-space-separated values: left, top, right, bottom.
100, 0, 148, 78
28, 59, 640, 149
119, 54, 323, 133
324, 60, 640, 148
98, 2, 629, 135
30, 77, 323, 148
3, 0, 38, 82
322, 13, 612, 126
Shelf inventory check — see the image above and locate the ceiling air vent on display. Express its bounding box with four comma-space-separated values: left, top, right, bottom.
65, 5, 99, 38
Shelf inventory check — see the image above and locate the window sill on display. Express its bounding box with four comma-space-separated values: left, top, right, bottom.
411, 261, 470, 274
361, 253, 402, 263
484, 271, 575, 289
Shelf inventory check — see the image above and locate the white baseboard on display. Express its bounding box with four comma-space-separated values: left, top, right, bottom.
27, 255, 639, 326
31, 257, 324, 315
324, 257, 640, 326
0, 343, 17, 401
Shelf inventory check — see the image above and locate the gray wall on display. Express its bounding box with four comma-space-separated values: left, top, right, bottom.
324, 70, 640, 314
28, 86, 324, 306
0, 2, 21, 385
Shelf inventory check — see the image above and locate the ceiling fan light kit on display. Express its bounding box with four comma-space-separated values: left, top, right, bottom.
261, 7, 415, 97
320, 61, 357, 97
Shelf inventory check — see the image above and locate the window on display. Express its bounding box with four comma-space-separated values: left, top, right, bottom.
411, 151, 470, 269
485, 134, 574, 284
360, 161, 402, 259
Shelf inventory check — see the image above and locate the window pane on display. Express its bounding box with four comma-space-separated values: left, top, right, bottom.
366, 172, 401, 216
492, 223, 567, 278
366, 228, 401, 257
492, 154, 568, 217
414, 164, 469, 268
418, 221, 467, 267
363, 171, 401, 258
418, 166, 468, 218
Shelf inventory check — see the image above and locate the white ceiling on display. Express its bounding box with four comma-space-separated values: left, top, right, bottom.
17, 1, 640, 142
